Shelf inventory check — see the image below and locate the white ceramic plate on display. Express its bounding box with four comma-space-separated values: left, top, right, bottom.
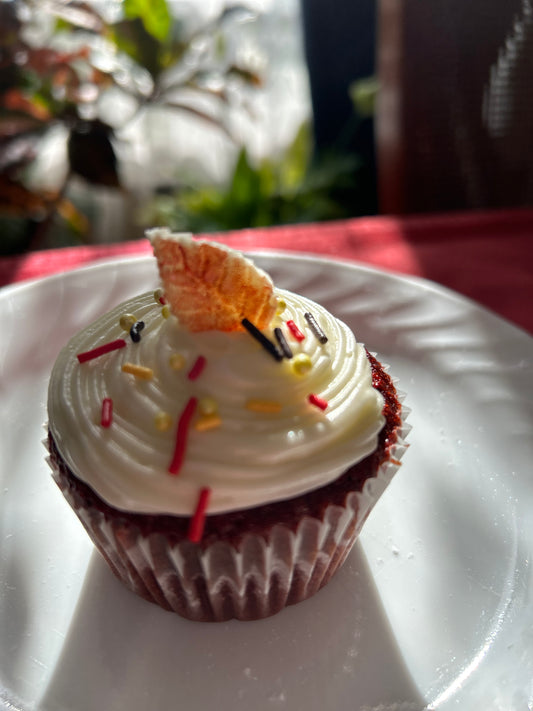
1, 253, 532, 711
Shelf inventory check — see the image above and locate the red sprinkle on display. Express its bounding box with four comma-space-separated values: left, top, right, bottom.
77, 339, 127, 363
188, 355, 207, 381
168, 397, 197, 475
286, 320, 305, 342
308, 393, 328, 411
188, 487, 211, 543
100, 398, 113, 428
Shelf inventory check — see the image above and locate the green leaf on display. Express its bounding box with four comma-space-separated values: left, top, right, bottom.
110, 18, 160, 76
228, 148, 261, 205
123, 0, 171, 42
278, 122, 312, 189
146, 115, 368, 233
349, 76, 379, 118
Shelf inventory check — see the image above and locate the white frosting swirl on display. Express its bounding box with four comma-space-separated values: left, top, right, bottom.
48, 288, 385, 515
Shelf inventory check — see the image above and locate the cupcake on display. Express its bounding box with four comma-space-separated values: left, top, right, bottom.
46, 230, 408, 622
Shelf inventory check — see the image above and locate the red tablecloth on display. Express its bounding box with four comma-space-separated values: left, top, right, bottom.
1, 208, 532, 334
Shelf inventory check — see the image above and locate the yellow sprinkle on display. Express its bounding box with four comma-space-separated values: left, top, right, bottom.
245, 399, 282, 414
119, 313, 137, 331
122, 362, 154, 380
198, 396, 218, 416
169, 352, 186, 370
276, 298, 287, 315
161, 305, 170, 319
291, 353, 312, 376
194, 413, 222, 432
154, 288, 165, 303
154, 411, 172, 431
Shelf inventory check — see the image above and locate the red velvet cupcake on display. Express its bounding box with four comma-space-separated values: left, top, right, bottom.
46, 231, 408, 621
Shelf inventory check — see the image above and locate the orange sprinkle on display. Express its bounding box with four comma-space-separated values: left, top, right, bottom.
121, 362, 154, 380
194, 413, 222, 432
245, 399, 282, 414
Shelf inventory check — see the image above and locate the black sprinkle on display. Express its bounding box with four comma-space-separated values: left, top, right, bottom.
130, 320, 145, 343
241, 319, 283, 361
273, 327, 293, 359
304, 312, 328, 344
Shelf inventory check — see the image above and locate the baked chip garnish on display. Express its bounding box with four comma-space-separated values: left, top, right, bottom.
149, 229, 277, 332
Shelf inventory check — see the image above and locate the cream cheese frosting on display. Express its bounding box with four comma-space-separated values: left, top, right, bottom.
47, 287, 385, 515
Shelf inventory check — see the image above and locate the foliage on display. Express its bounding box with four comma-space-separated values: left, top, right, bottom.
0, 0, 260, 253
145, 122, 363, 232
349, 75, 378, 119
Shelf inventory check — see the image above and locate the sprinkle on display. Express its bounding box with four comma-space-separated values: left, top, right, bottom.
304, 312, 328, 344
241, 318, 283, 361
291, 353, 312, 375
154, 411, 172, 431
169, 352, 186, 370
129, 320, 145, 343
276, 298, 287, 315
121, 362, 153, 380
198, 396, 218, 416
161, 305, 170, 319
169, 397, 197, 475
100, 398, 113, 428
119, 313, 136, 331
77, 339, 127, 363
188, 487, 211, 543
246, 399, 282, 414
286, 320, 305, 342
308, 393, 328, 411
188, 355, 207, 381
273, 327, 293, 358
194, 413, 222, 432
154, 288, 167, 305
